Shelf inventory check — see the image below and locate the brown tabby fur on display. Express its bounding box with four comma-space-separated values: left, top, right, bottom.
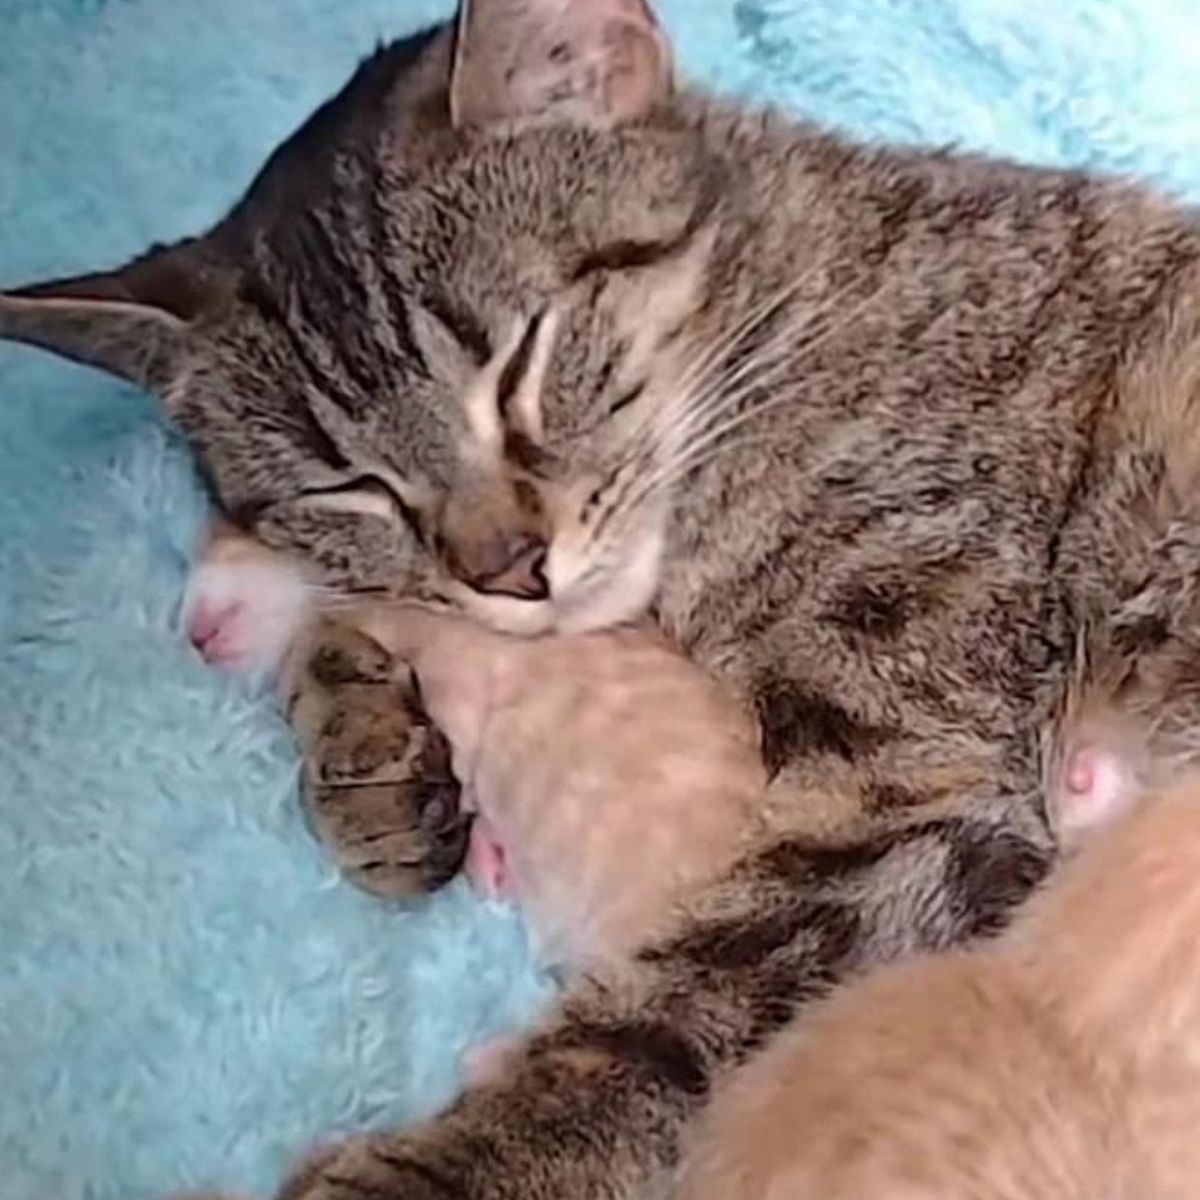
676, 776, 1200, 1200
7, 0, 1200, 1196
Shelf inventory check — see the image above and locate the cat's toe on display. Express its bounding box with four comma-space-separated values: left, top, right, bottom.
313, 680, 427, 784
307, 623, 396, 686
308, 734, 469, 896
296, 644, 469, 894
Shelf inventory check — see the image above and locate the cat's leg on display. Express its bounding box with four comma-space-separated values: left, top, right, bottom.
271, 797, 1051, 1200
284, 618, 471, 896
183, 519, 471, 894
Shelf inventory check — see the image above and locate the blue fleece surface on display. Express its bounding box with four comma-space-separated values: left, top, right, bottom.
2, 2, 1200, 1198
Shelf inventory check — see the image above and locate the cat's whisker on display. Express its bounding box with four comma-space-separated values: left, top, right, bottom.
673, 260, 834, 394
601, 337, 813, 537
618, 413, 784, 522
628, 307, 853, 511
672, 280, 883, 446
598, 431, 788, 551
621, 287, 872, 510
616, 266, 831, 455
669, 268, 865, 422
613, 341, 831, 526
645, 432, 786, 498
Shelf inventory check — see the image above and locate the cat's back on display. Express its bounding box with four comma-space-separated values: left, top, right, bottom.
655, 95, 1200, 838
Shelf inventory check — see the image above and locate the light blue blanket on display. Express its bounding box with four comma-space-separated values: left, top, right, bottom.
2, 2, 1199, 1198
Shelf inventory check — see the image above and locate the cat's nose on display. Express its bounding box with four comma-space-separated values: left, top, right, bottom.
449, 532, 549, 601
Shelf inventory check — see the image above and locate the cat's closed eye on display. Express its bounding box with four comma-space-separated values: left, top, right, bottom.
297, 475, 428, 544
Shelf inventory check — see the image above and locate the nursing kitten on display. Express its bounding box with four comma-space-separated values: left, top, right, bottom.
676, 776, 1200, 1200
7, 1, 1200, 1198
193, 522, 768, 962
351, 602, 766, 974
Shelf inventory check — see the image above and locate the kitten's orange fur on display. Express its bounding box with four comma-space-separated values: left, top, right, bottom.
675, 777, 1200, 1200
356, 604, 767, 973
185, 526, 767, 972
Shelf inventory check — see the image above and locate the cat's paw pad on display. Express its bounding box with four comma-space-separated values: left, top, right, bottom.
465, 813, 512, 900
185, 556, 309, 672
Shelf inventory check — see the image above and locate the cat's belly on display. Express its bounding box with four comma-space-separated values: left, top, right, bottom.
654, 438, 1074, 826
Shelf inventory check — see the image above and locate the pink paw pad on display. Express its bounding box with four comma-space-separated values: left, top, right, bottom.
465, 814, 512, 900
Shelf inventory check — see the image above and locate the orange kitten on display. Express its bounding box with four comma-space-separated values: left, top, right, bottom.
675, 777, 1200, 1200
181, 526, 766, 973
356, 604, 767, 974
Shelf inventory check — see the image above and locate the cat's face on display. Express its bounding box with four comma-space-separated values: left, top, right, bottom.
183, 119, 713, 635
0, 0, 716, 636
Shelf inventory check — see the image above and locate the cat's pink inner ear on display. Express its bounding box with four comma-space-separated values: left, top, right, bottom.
451, 0, 673, 131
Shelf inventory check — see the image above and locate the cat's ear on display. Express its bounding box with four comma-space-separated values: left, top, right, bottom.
450, 0, 673, 131
0, 237, 234, 391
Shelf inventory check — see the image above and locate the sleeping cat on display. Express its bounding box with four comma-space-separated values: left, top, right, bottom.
675, 774, 1200, 1200
6, 0, 1200, 1197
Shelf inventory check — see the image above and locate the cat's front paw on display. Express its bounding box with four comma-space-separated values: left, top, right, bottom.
288, 619, 470, 896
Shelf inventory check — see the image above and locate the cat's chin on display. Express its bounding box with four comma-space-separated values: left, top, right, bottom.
442, 527, 665, 637
449, 579, 654, 639
548, 526, 665, 635
456, 591, 559, 637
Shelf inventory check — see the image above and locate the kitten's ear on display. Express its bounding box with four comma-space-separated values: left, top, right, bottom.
0, 237, 234, 391
450, 0, 673, 131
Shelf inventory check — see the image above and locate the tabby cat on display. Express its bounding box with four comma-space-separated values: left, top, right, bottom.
6, 1, 1200, 1197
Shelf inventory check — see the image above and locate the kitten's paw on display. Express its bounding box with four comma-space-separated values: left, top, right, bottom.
288, 620, 470, 896
185, 556, 309, 672
461, 1034, 522, 1088
465, 813, 511, 900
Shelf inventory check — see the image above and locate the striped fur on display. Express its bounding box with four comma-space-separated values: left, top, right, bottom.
7, 2, 1200, 1196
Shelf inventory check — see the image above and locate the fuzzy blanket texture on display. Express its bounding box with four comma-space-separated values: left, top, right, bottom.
2, 1, 1200, 1198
